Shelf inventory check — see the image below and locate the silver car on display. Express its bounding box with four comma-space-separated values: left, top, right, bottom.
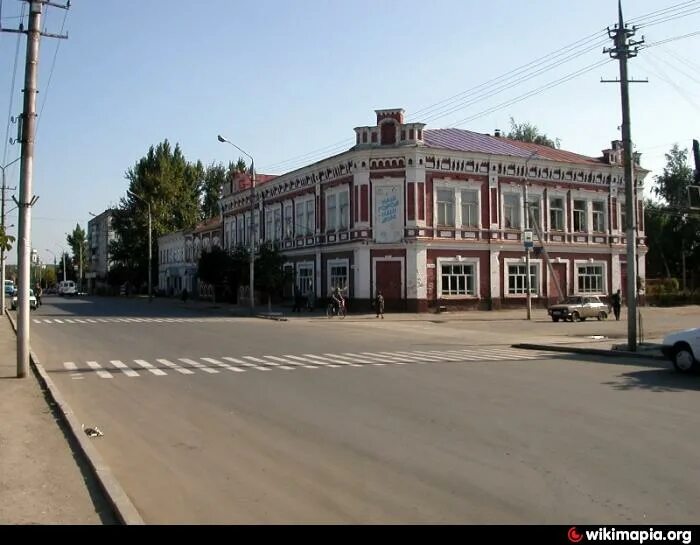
548, 296, 609, 322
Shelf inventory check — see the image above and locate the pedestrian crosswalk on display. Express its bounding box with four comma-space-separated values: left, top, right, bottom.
33, 316, 240, 325
58, 347, 555, 380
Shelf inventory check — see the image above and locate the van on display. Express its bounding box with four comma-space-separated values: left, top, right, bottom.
58, 280, 77, 296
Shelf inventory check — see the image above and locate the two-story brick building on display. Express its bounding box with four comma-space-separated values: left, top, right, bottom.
219, 108, 648, 312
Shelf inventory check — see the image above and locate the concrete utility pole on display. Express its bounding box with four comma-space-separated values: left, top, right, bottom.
1, 158, 20, 313
3, 0, 69, 377
522, 151, 537, 321
603, 0, 646, 352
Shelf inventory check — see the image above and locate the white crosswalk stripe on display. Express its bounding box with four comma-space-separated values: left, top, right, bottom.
109, 360, 139, 377
134, 359, 168, 376
59, 347, 555, 381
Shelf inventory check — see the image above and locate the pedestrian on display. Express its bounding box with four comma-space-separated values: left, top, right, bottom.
292, 285, 301, 312
34, 282, 42, 307
306, 290, 316, 312
611, 289, 621, 321
375, 290, 385, 319
181, 287, 189, 303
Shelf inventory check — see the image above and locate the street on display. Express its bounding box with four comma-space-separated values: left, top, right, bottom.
26, 296, 700, 523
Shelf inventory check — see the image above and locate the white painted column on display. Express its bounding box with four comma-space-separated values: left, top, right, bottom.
490, 250, 500, 299
315, 249, 322, 297
354, 246, 371, 299
611, 253, 621, 294
637, 252, 646, 295
416, 246, 427, 300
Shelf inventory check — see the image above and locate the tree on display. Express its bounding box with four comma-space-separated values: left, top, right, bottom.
110, 140, 203, 290
57, 252, 75, 282
197, 247, 232, 303
652, 144, 695, 207
254, 241, 288, 310
0, 225, 14, 253
507, 117, 560, 149
42, 266, 57, 288
66, 223, 88, 287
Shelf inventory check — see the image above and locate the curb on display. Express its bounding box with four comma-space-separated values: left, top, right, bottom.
255, 313, 288, 322
5, 311, 145, 525
512, 342, 667, 361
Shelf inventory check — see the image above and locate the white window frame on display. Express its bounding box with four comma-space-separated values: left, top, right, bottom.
296, 262, 314, 296
265, 209, 274, 242
436, 257, 480, 299
502, 191, 521, 230
460, 189, 479, 228
574, 260, 607, 295
326, 258, 349, 295
504, 258, 543, 298
435, 188, 455, 227
548, 194, 567, 232
284, 201, 293, 239
273, 206, 282, 241
433, 180, 483, 231
591, 200, 606, 233
525, 192, 543, 232
573, 199, 588, 233
294, 195, 315, 236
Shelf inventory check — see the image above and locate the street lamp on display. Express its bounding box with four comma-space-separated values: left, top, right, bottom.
218, 134, 256, 315
127, 190, 152, 302
522, 151, 538, 321
1, 157, 21, 312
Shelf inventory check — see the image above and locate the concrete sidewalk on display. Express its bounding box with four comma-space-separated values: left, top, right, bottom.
0, 314, 116, 524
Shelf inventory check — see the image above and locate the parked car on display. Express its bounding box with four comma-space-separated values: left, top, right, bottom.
4, 280, 15, 296
11, 289, 38, 311
547, 296, 609, 322
661, 328, 700, 373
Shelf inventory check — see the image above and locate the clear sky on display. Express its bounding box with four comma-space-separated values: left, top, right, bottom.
1, 0, 699, 265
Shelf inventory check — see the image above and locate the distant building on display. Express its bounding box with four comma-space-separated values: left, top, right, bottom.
219, 108, 649, 312
86, 209, 116, 293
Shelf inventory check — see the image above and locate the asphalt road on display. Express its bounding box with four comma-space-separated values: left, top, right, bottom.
25, 295, 700, 523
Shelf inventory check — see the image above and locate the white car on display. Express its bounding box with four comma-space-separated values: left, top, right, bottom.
11, 289, 38, 311
58, 280, 77, 296
661, 328, 700, 373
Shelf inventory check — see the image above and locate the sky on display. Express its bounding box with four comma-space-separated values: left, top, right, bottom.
1, 0, 699, 265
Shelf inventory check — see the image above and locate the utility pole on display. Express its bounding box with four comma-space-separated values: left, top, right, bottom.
603, 0, 646, 352
1, 159, 20, 313
522, 151, 537, 320
3, 0, 69, 377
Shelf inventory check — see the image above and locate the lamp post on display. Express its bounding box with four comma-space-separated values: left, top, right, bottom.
218, 135, 256, 315
522, 151, 538, 320
1, 157, 21, 313
127, 191, 152, 302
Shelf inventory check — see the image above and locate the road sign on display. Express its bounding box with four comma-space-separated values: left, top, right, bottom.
523, 230, 533, 249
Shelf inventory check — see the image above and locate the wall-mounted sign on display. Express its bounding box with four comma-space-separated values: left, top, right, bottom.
374, 184, 403, 243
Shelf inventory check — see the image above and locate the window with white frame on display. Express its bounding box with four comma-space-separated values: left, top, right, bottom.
305, 199, 315, 235
237, 216, 245, 247
461, 190, 478, 228
526, 195, 540, 230
284, 203, 293, 238
295, 201, 304, 236
273, 208, 282, 241
549, 196, 564, 231
508, 264, 538, 294
328, 262, 348, 293
265, 210, 273, 241
577, 264, 604, 293
436, 189, 455, 226
592, 201, 605, 232
620, 205, 627, 232
503, 193, 520, 229
338, 191, 349, 230
297, 264, 314, 296
573, 200, 587, 232
326, 194, 337, 232
440, 262, 476, 296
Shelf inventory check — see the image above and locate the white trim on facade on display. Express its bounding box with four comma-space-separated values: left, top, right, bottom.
573, 259, 608, 296
436, 256, 480, 299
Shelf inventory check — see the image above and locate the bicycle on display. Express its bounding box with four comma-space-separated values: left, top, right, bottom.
326, 300, 347, 319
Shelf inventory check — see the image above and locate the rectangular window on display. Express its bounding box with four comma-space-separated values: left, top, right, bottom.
265, 211, 273, 242
504, 194, 520, 229
573, 200, 587, 232
284, 204, 293, 238
437, 189, 455, 226
508, 264, 538, 294
326, 194, 337, 232
297, 265, 313, 296
329, 264, 348, 292
550, 197, 564, 231
461, 190, 478, 228
440, 263, 475, 296
273, 208, 282, 241
338, 191, 349, 230
305, 199, 315, 235
526, 196, 540, 230
296, 202, 304, 236
577, 265, 604, 293
620, 206, 627, 232
592, 201, 605, 232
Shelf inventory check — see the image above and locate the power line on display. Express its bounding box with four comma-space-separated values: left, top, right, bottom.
638, 7, 700, 29
2, 1, 25, 167
629, 0, 699, 24
36, 4, 70, 137
643, 29, 700, 48
650, 47, 700, 84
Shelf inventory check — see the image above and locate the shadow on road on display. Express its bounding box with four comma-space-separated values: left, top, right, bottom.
602, 368, 700, 392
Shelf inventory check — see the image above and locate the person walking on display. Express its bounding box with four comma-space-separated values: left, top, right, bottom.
375, 290, 385, 319
611, 289, 621, 321
292, 284, 302, 313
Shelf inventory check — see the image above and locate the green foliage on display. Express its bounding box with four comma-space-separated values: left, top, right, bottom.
652, 144, 694, 207
254, 241, 287, 296
66, 223, 88, 277
0, 225, 14, 253
507, 117, 560, 149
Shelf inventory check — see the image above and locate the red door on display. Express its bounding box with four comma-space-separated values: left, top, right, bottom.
375, 261, 403, 310
550, 263, 567, 304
